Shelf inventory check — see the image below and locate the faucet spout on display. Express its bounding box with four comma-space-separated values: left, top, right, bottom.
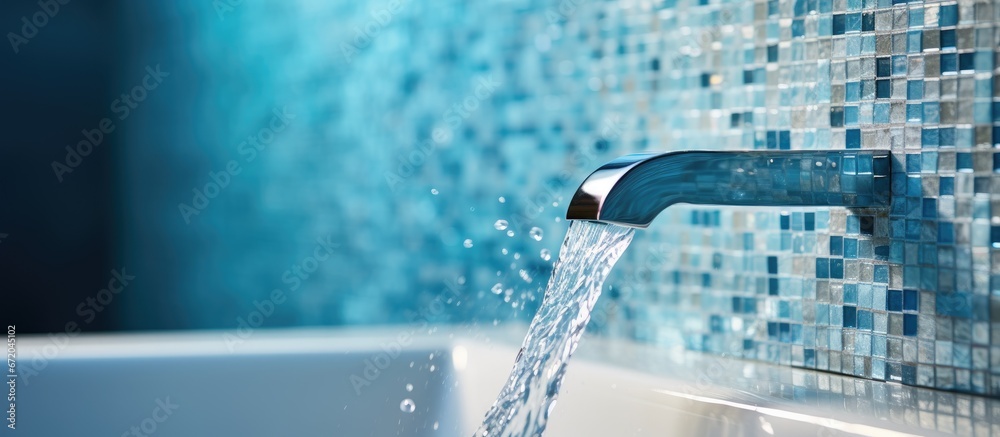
566, 150, 891, 228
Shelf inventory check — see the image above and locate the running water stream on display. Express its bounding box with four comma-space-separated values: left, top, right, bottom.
474, 221, 635, 436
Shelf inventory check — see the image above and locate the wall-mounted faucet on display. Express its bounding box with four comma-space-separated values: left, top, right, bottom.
566, 150, 891, 228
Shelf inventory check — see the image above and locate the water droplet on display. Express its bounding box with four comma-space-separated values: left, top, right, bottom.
405, 383, 413, 392
513, 252, 521, 259
501, 248, 508, 255
429, 353, 434, 360
429, 364, 436, 372
506, 230, 515, 237
519, 269, 533, 283
400, 399, 416, 413
433, 421, 439, 430
431, 188, 439, 195
491, 283, 504, 294
530, 227, 544, 241
494, 220, 509, 230
540, 249, 552, 261
463, 239, 474, 248
546, 398, 558, 417
498, 196, 506, 203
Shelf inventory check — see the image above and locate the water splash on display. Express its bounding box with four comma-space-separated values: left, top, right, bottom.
474, 221, 634, 437
400, 399, 416, 413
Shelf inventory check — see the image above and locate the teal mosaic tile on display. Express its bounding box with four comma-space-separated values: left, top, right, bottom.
586, 0, 1000, 397
124, 0, 999, 398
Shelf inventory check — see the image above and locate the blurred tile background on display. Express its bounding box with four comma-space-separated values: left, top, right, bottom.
1, 0, 997, 396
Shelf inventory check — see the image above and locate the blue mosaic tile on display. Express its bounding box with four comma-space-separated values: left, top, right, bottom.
129, 0, 1000, 399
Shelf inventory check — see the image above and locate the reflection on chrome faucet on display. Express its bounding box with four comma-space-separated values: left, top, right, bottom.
566, 150, 892, 228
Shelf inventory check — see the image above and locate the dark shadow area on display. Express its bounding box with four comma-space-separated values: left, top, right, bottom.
0, 0, 119, 333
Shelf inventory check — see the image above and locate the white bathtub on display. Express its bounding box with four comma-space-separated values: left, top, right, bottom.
12, 326, 987, 436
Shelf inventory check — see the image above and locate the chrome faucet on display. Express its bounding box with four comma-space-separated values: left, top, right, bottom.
566, 150, 892, 228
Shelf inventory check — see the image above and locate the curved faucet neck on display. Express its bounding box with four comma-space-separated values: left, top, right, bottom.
566, 150, 891, 228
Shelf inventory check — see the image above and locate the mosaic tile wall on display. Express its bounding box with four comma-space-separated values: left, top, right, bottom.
598, 0, 1000, 396
121, 0, 999, 396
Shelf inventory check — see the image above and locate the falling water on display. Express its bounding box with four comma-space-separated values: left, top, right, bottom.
474, 221, 634, 437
